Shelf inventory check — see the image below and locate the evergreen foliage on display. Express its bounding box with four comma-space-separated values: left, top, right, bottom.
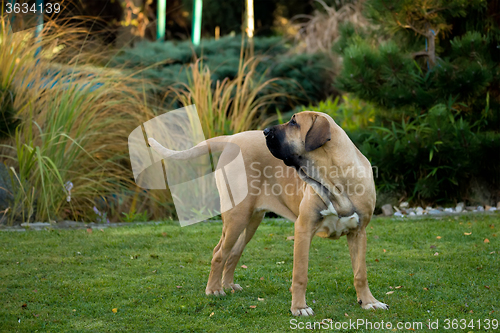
111, 36, 336, 112
334, 0, 500, 204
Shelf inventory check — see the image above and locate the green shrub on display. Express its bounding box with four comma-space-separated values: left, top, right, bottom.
360, 100, 500, 204
297, 94, 376, 131
110, 35, 335, 112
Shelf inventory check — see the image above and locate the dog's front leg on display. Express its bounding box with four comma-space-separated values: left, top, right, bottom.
347, 228, 388, 310
290, 213, 316, 316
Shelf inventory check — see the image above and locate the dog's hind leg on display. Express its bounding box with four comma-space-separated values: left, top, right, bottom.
222, 210, 265, 292
205, 209, 253, 296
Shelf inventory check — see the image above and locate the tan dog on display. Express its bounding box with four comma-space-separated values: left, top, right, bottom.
148, 111, 388, 316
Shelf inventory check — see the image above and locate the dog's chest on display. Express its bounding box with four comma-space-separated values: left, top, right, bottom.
316, 211, 359, 239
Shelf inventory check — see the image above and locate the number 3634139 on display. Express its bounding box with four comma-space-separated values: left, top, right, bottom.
5, 2, 61, 14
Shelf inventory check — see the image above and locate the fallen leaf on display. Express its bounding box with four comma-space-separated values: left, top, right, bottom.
485, 286, 490, 289
260, 277, 264, 280
436, 236, 441, 239
241, 265, 247, 269
162, 232, 167, 237
176, 286, 182, 289
21, 303, 27, 308
150, 254, 159, 259
375, 259, 379, 262
430, 245, 436, 249
409, 273, 414, 276
33, 289, 37, 293
152, 270, 157, 273
490, 224, 495, 229
287, 236, 294, 241
464, 232, 472, 236
484, 238, 490, 243
395, 286, 402, 289
231, 289, 235, 294
249, 305, 256, 309
386, 291, 395, 295
490, 251, 496, 254
383, 249, 386, 253
100, 229, 104, 232
423, 288, 429, 291
344, 313, 349, 317
86, 228, 93, 234
258, 297, 265, 301
112, 308, 118, 313
490, 310, 495, 314
33, 313, 39, 317
209, 312, 214, 317
470, 310, 473, 313
72, 309, 76, 312
493, 234, 497, 237
434, 252, 439, 256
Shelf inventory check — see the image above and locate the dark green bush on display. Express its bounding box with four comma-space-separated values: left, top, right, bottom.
330, 0, 500, 205
356, 101, 500, 204
109, 36, 335, 112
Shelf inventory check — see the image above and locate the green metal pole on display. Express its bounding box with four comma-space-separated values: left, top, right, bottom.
192, 0, 202, 45
157, 0, 166, 41
34, 0, 43, 56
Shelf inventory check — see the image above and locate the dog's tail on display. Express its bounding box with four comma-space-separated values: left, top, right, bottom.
148, 137, 229, 160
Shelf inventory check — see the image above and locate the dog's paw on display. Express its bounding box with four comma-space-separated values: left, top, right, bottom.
291, 306, 314, 316
223, 283, 243, 292
361, 301, 389, 310
205, 288, 226, 296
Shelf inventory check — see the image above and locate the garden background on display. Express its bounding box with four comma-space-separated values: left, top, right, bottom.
0, 0, 499, 224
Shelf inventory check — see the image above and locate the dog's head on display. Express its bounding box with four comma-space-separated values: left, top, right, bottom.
264, 111, 331, 169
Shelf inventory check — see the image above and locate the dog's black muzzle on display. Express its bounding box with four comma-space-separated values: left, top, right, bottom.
264, 126, 300, 169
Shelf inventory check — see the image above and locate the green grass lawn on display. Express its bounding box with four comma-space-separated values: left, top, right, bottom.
1, 214, 499, 332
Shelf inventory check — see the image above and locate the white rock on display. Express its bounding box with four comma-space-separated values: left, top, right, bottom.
444, 208, 454, 213
381, 204, 394, 216
477, 206, 485, 212
400, 202, 409, 208
488, 207, 497, 211
416, 207, 424, 213
428, 209, 443, 215
425, 206, 433, 211
20, 222, 51, 228
455, 202, 464, 213
409, 212, 416, 216
394, 211, 404, 217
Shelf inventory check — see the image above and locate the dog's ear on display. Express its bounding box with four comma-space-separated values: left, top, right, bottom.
305, 115, 331, 152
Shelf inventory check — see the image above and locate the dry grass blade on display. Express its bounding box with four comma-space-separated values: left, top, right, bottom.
167, 54, 284, 138
0, 16, 165, 223
290, 0, 371, 54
